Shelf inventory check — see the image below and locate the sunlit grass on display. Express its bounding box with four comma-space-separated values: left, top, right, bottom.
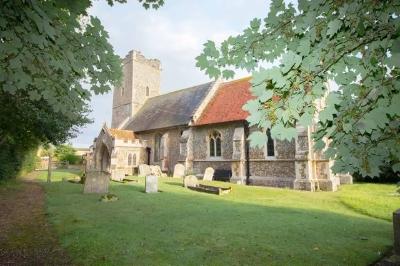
36, 170, 397, 265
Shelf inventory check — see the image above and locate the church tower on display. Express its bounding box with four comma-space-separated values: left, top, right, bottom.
111, 50, 161, 128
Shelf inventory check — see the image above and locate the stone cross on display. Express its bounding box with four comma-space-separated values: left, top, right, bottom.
83, 171, 110, 194
145, 175, 158, 193
394, 209, 400, 256
173, 164, 185, 178
203, 167, 215, 181
139, 164, 151, 177
183, 175, 199, 188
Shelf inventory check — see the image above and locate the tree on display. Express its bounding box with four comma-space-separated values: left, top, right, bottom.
196, 0, 400, 177
54, 144, 81, 164
0, 0, 162, 179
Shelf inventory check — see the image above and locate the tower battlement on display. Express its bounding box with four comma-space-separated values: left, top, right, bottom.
111, 50, 161, 128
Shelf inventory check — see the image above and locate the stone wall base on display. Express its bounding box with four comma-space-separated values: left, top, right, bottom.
294, 178, 340, 192
336, 174, 353, 184
249, 176, 295, 189
293, 179, 316, 191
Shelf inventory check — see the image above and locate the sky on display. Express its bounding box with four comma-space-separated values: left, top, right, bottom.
71, 0, 270, 147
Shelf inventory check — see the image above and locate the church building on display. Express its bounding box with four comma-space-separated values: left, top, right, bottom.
89, 50, 351, 191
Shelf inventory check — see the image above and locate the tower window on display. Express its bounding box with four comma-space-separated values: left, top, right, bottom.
209, 131, 222, 157
146, 86, 150, 96
266, 128, 275, 157
121, 87, 124, 96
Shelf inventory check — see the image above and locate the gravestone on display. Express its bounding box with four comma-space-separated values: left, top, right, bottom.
112, 169, 125, 181
139, 164, 151, 177
145, 175, 158, 193
394, 209, 400, 255
173, 164, 185, 178
150, 165, 162, 177
203, 167, 215, 181
83, 171, 110, 194
183, 175, 198, 188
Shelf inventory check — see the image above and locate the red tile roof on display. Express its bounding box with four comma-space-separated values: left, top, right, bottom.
195, 77, 254, 126
108, 128, 136, 140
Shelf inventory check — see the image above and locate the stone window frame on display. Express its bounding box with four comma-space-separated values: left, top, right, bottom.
154, 133, 162, 162
264, 128, 277, 159
207, 130, 222, 159
127, 153, 132, 166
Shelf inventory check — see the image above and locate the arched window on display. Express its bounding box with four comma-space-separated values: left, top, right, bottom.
266, 129, 275, 157
209, 131, 222, 157
132, 153, 137, 166
154, 134, 162, 162
146, 86, 150, 96
128, 153, 132, 166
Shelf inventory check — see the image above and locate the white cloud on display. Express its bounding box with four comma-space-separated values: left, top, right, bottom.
71, 0, 269, 147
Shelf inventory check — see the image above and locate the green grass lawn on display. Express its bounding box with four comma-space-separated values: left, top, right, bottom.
35, 170, 399, 265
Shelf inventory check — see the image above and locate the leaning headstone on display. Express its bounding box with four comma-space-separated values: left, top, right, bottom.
145, 175, 158, 193
83, 171, 110, 194
183, 175, 199, 188
173, 164, 185, 178
150, 165, 163, 177
394, 209, 400, 256
139, 164, 151, 177
203, 167, 215, 181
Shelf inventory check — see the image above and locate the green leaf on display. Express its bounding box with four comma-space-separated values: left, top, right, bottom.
248, 131, 267, 148
242, 99, 260, 113
327, 19, 342, 38
281, 51, 302, 73
314, 139, 326, 151
298, 112, 313, 127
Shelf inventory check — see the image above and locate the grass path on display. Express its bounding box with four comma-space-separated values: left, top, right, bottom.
0, 173, 71, 265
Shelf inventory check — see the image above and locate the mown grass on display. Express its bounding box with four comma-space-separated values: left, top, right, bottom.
35, 170, 398, 265
339, 183, 400, 221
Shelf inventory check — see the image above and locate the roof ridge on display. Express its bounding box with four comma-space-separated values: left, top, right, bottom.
149, 81, 214, 100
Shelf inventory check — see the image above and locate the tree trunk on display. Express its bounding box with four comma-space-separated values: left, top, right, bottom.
47, 154, 52, 183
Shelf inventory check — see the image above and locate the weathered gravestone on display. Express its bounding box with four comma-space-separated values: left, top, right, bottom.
173, 163, 185, 178
139, 164, 151, 177
183, 175, 199, 188
150, 165, 162, 176
145, 175, 158, 193
203, 167, 215, 181
112, 169, 125, 181
394, 209, 400, 256
83, 171, 110, 194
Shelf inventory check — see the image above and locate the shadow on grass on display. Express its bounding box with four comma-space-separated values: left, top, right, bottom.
42, 179, 394, 266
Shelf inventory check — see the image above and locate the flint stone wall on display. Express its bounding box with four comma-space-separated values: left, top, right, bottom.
136, 127, 184, 175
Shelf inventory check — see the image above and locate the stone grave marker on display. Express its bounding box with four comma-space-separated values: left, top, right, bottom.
203, 167, 215, 181
150, 165, 162, 176
173, 164, 185, 178
183, 175, 199, 188
112, 169, 125, 181
145, 175, 158, 193
83, 171, 110, 194
139, 164, 151, 177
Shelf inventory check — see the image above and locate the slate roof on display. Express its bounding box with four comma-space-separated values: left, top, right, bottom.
195, 77, 254, 126
108, 128, 136, 140
125, 81, 214, 132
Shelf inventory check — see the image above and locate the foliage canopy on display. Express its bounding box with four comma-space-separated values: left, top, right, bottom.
197, 0, 400, 177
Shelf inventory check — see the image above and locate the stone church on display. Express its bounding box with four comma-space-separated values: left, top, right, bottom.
88, 50, 351, 191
